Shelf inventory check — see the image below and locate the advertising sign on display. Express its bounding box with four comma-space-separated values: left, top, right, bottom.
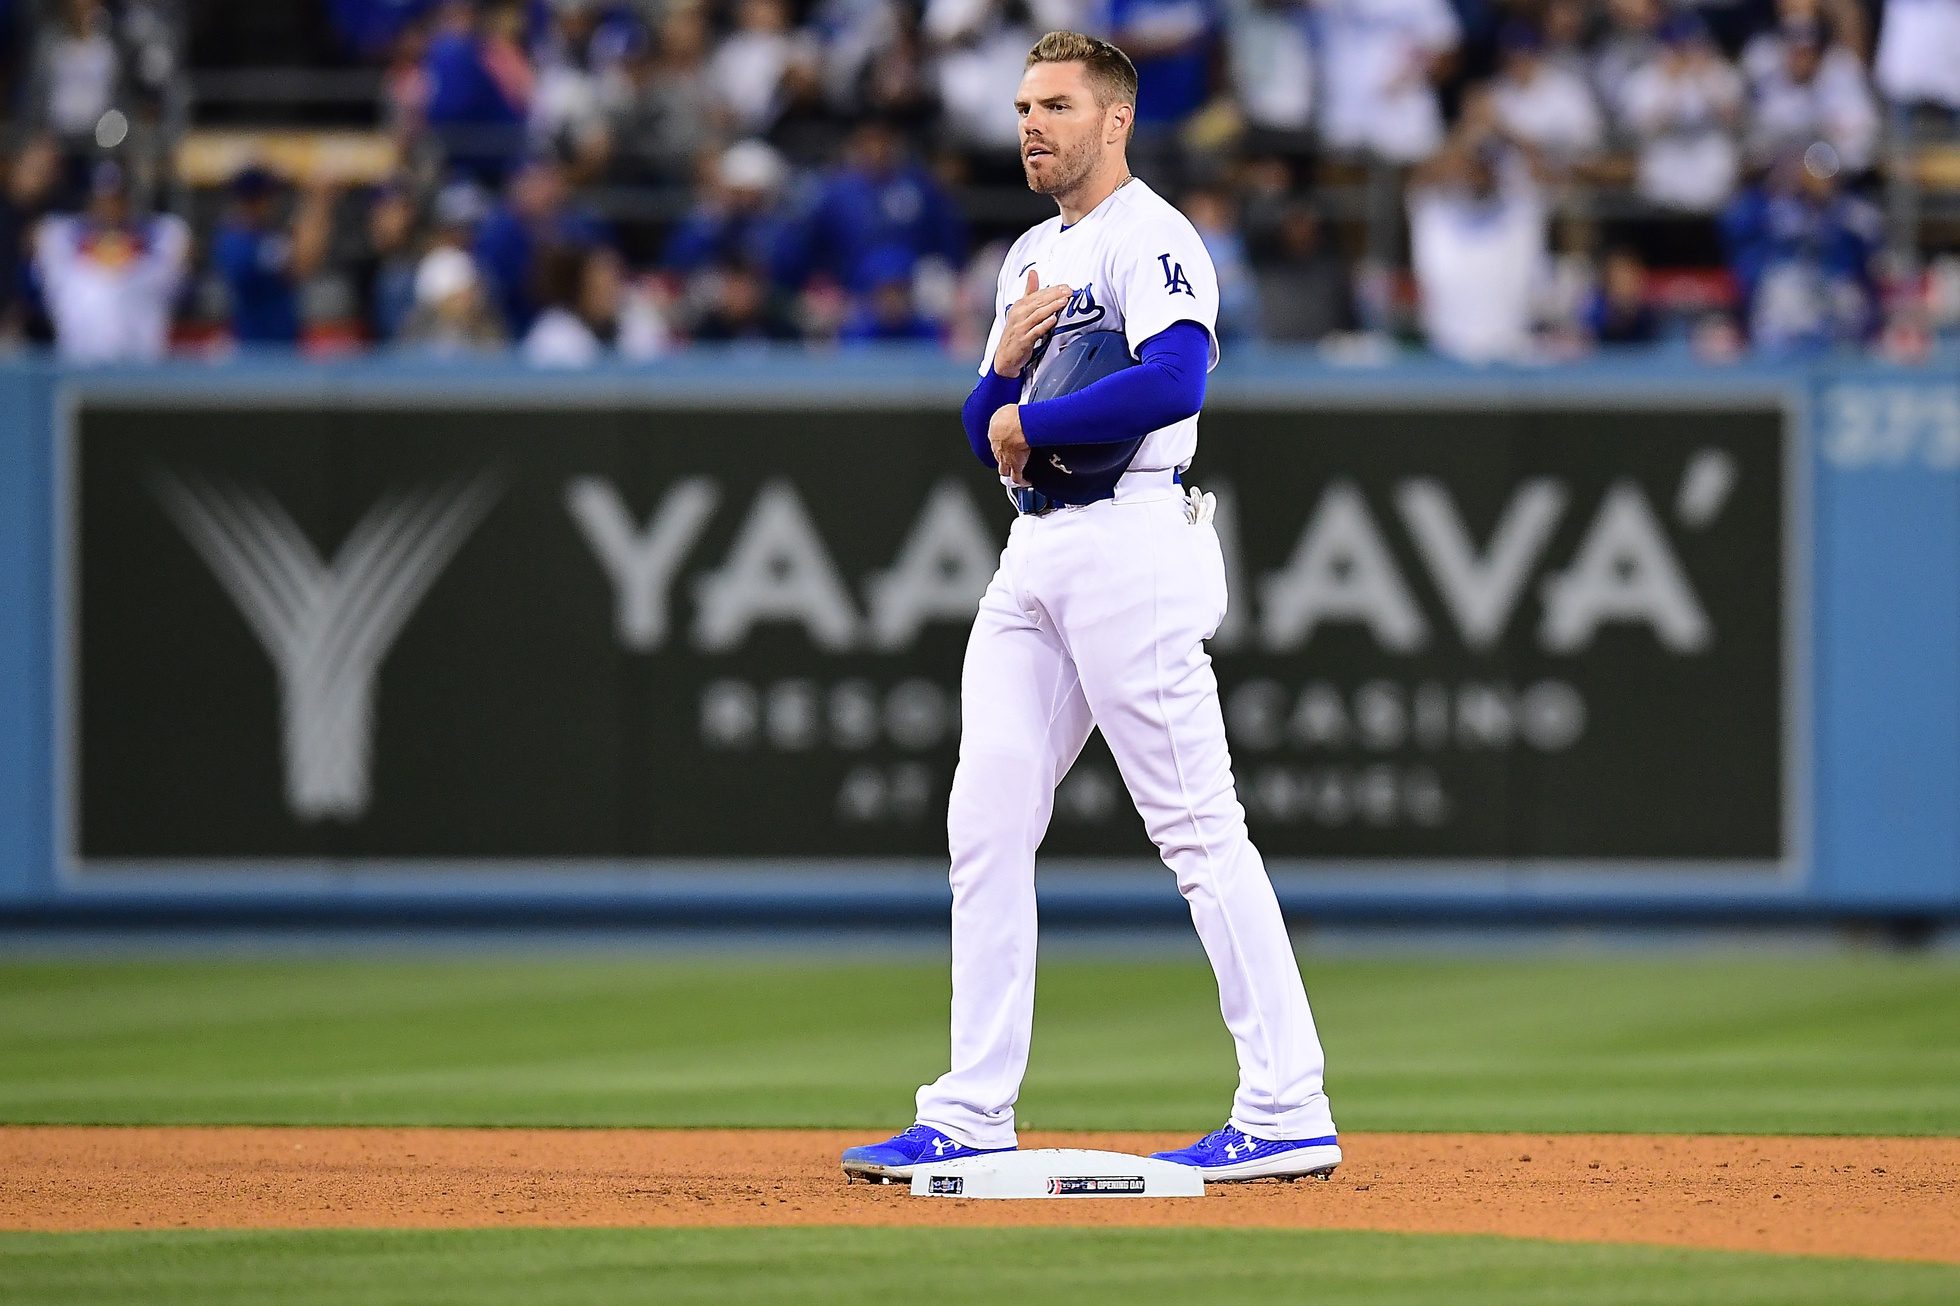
65, 396, 1789, 868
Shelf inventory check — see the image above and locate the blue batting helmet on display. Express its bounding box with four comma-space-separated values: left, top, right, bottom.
1019, 329, 1141, 503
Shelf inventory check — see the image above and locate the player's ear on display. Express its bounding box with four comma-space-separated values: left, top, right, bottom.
1107, 102, 1132, 146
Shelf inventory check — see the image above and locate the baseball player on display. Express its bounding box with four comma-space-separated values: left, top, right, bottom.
842, 31, 1339, 1184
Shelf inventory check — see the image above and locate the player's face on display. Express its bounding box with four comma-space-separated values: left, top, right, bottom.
1014, 61, 1111, 196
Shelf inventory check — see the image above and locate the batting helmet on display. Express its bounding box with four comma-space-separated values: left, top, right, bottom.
1019, 329, 1142, 504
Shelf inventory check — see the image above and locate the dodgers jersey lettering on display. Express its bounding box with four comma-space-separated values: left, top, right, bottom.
977, 179, 1220, 475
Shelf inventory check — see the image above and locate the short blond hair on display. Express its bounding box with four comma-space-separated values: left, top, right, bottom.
1025, 30, 1138, 114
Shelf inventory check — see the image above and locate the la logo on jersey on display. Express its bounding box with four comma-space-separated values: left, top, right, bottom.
1158, 253, 1194, 297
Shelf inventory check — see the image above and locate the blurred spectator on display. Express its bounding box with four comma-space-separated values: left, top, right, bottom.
24, 0, 122, 144
1181, 186, 1260, 341
951, 234, 1012, 356
429, 176, 491, 253
1619, 13, 1744, 212
1538, 213, 1601, 343
599, 7, 721, 186
398, 245, 507, 353
525, 241, 675, 362
1874, 0, 1960, 114
613, 260, 677, 359
473, 157, 607, 333
815, 0, 917, 113
783, 117, 966, 295
523, 241, 605, 366
0, 136, 62, 347
1237, 151, 1296, 242
856, 8, 940, 124
1927, 253, 1960, 336
116, 0, 181, 117
1407, 96, 1548, 362
211, 167, 337, 347
1251, 202, 1354, 342
840, 248, 945, 343
2, 0, 1948, 369
1584, 245, 1661, 344
1490, 22, 1605, 169
927, 0, 1042, 156
421, 0, 529, 180
1722, 143, 1882, 353
1107, 0, 1220, 128
1539, 0, 1591, 81
31, 162, 189, 363
479, 2, 537, 106
662, 140, 800, 286
1744, 23, 1879, 174
380, 7, 437, 137
690, 261, 800, 342
768, 48, 857, 169
1741, 0, 1871, 85
349, 182, 423, 343
1593, 0, 1663, 118
708, 0, 804, 136
528, 0, 641, 176
330, 0, 440, 61
1223, 0, 1315, 150
1315, 0, 1461, 163
854, 5, 936, 123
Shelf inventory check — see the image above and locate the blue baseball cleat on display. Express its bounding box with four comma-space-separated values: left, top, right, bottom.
1151, 1124, 1341, 1182
840, 1124, 1014, 1183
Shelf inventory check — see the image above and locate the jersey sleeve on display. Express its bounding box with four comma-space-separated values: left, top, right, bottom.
1116, 213, 1220, 371
977, 287, 1007, 377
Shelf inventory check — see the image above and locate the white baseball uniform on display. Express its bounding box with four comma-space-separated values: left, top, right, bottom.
915, 178, 1337, 1147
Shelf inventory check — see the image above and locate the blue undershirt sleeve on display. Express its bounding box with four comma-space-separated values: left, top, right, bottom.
960, 366, 1024, 468
1017, 321, 1211, 449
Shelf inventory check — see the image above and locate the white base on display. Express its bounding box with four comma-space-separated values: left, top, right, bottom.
909, 1148, 1204, 1199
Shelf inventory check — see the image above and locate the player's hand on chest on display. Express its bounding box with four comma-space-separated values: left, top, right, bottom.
1013, 258, 1119, 337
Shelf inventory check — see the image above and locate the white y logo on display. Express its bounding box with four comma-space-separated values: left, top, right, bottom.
150, 468, 503, 822
932, 1137, 958, 1156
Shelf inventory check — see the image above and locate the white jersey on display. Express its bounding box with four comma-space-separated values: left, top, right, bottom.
978, 178, 1219, 477
33, 214, 189, 364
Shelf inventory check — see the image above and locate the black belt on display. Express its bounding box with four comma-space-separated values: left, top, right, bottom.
1011, 486, 1067, 515
1011, 469, 1180, 517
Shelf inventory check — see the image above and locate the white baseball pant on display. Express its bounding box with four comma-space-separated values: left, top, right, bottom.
915, 477, 1336, 1148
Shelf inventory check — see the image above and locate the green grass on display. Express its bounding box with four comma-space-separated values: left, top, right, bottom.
3, 1228, 1957, 1306
1, 954, 1956, 1134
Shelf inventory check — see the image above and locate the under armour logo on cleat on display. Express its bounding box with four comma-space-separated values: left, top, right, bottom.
931, 1137, 958, 1156
1224, 1139, 1259, 1159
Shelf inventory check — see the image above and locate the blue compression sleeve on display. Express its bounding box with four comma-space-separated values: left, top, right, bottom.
1018, 321, 1210, 449
961, 366, 1023, 468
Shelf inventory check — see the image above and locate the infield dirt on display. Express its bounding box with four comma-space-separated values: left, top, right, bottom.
3, 1127, 1955, 1263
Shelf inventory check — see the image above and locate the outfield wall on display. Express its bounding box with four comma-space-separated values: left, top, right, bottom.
1, 352, 1955, 925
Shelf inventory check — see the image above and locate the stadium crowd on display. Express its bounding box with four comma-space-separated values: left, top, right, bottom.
2, 0, 1957, 364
